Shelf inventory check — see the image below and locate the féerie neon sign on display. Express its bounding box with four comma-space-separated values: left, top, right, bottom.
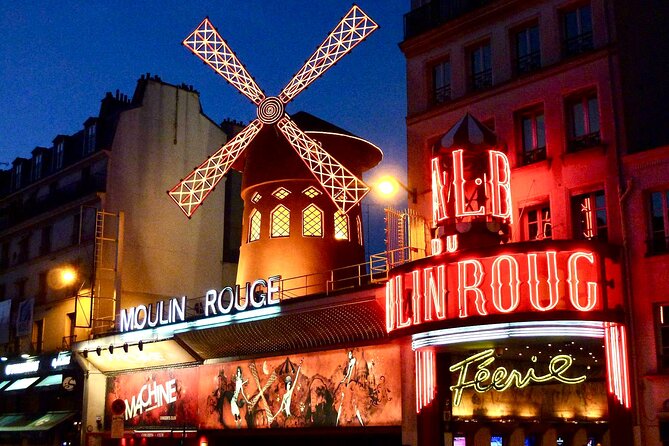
449, 349, 587, 406
386, 250, 600, 332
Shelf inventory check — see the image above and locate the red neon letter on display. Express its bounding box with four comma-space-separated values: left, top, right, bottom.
567, 251, 598, 311
488, 150, 512, 221
431, 157, 449, 223
446, 235, 458, 253
453, 150, 485, 217
527, 251, 560, 311
423, 266, 447, 322
385, 279, 396, 332
396, 274, 412, 328
490, 255, 520, 313
411, 270, 424, 325
457, 259, 486, 317
431, 238, 443, 255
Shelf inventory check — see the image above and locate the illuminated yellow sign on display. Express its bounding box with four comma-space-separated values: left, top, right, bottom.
449, 349, 587, 406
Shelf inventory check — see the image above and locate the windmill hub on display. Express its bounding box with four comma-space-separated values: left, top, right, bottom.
257, 96, 284, 125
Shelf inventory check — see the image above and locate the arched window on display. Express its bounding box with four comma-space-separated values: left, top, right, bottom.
248, 209, 261, 242
334, 210, 349, 240
356, 215, 363, 245
302, 204, 323, 237
271, 205, 290, 238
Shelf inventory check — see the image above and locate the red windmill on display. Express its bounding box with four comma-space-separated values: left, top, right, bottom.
169, 6, 382, 292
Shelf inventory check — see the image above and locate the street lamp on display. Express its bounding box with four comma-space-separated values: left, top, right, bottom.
48, 266, 78, 290
375, 175, 417, 203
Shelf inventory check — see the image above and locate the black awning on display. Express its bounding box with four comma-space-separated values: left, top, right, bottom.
0, 411, 76, 432
175, 289, 388, 360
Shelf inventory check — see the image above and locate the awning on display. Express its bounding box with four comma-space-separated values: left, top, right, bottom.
0, 411, 76, 432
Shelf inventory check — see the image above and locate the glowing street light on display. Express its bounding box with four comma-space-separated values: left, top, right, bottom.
375, 175, 417, 203
48, 266, 78, 290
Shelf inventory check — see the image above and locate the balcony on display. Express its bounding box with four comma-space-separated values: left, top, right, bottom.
404, 0, 493, 40
522, 146, 547, 165
516, 51, 541, 75
647, 236, 669, 256
567, 131, 601, 152
433, 85, 452, 104
562, 32, 594, 58
471, 68, 493, 91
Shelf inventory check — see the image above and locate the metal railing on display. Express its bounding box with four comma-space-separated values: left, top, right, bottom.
433, 85, 452, 104
646, 237, 669, 256
522, 146, 547, 165
516, 51, 541, 75
567, 132, 601, 152
471, 68, 492, 91
562, 32, 593, 58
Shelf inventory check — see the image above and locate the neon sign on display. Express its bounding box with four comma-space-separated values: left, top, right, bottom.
4, 360, 40, 376
449, 349, 587, 406
431, 150, 512, 224
386, 249, 600, 332
124, 378, 177, 420
119, 276, 282, 333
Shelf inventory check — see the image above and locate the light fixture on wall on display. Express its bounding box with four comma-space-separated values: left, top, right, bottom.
375, 175, 417, 203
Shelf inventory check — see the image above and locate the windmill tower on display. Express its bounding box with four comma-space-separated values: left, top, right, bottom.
169, 6, 382, 295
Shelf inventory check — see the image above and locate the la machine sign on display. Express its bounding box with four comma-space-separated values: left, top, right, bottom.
119, 275, 281, 333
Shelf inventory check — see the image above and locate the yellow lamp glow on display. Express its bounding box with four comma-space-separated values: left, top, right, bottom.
61, 268, 77, 286
377, 176, 399, 197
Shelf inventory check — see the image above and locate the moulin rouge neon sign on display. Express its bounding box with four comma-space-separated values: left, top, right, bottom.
386, 249, 600, 332
449, 349, 587, 406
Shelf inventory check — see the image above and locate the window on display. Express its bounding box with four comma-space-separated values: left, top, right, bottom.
54, 141, 64, 169
271, 187, 290, 200
248, 209, 261, 242
31, 320, 43, 354
84, 124, 96, 154
37, 272, 47, 304
518, 107, 546, 164
271, 205, 290, 238
71, 213, 81, 245
0, 243, 8, 270
251, 192, 262, 203
566, 92, 600, 151
572, 190, 607, 241
524, 205, 552, 240
302, 187, 321, 198
39, 225, 52, 255
334, 210, 350, 240
17, 235, 30, 264
432, 59, 451, 104
562, 4, 593, 57
514, 24, 541, 74
15, 278, 27, 300
13, 163, 22, 190
656, 304, 669, 370
469, 41, 492, 90
357, 215, 363, 245
648, 190, 669, 255
32, 153, 42, 181
302, 204, 323, 237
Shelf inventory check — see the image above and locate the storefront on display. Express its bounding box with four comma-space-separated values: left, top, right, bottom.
0, 351, 83, 445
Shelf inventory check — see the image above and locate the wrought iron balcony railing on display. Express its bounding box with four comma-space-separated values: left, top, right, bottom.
562, 32, 594, 58
516, 51, 541, 75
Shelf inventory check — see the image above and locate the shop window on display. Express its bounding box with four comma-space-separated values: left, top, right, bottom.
561, 3, 593, 57
302, 204, 323, 237
271, 187, 291, 200
251, 192, 262, 203
566, 91, 600, 151
271, 205, 290, 238
524, 205, 552, 241
248, 209, 261, 242
648, 190, 669, 255
431, 59, 451, 104
572, 190, 607, 241
31, 320, 43, 354
517, 107, 546, 165
303, 186, 321, 198
468, 41, 492, 91
514, 23, 541, 75
334, 210, 349, 240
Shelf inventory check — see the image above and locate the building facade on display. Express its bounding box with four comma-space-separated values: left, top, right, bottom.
0, 74, 242, 444
400, 0, 669, 445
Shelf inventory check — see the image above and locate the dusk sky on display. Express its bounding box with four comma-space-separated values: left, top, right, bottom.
0, 2, 409, 186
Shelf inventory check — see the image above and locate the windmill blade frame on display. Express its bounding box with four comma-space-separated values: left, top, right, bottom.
168, 119, 263, 217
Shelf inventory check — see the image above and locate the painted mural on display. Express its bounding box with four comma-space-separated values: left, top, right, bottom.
105, 344, 401, 429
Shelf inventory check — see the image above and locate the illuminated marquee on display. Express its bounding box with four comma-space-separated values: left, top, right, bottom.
449, 349, 587, 406
119, 276, 282, 333
124, 378, 177, 420
386, 249, 601, 332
